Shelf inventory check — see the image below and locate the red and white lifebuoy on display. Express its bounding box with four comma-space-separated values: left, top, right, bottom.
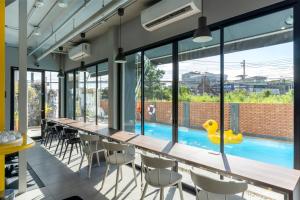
147, 105, 156, 116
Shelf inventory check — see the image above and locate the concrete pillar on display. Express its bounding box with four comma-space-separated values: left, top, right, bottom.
108, 27, 119, 129
122, 54, 137, 132
183, 102, 190, 128
18, 0, 28, 194
230, 103, 240, 133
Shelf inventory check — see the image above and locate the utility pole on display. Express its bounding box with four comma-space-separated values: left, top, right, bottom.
241, 60, 246, 80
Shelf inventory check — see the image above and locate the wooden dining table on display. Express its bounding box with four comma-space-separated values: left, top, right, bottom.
49, 118, 300, 200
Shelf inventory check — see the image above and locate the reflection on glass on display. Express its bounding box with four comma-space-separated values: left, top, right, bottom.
27, 71, 42, 129
97, 62, 109, 126
45, 71, 59, 119
66, 72, 74, 119
86, 66, 97, 123
178, 31, 221, 152
223, 8, 294, 168
144, 44, 173, 141
76, 71, 85, 121
14, 70, 19, 130
123, 53, 141, 134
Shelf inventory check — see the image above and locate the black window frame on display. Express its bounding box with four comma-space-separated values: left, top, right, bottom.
121, 0, 300, 169
64, 58, 109, 124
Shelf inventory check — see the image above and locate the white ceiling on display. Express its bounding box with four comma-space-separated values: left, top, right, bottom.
5, 0, 156, 59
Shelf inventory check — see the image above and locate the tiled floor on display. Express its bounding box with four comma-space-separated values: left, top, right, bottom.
14, 141, 284, 200
15, 142, 196, 200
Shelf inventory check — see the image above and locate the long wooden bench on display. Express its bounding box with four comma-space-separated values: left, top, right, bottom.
49, 118, 300, 200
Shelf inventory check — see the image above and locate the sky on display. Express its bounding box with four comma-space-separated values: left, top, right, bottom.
158, 42, 293, 82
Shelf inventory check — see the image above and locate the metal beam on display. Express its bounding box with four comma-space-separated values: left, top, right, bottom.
36, 0, 132, 61
18, 0, 28, 194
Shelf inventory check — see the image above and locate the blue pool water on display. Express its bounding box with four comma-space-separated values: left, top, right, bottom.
135, 122, 294, 168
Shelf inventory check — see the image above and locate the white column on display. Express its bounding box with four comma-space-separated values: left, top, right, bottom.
18, 0, 28, 194
108, 27, 119, 129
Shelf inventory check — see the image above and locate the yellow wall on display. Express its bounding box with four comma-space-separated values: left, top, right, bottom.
0, 0, 4, 131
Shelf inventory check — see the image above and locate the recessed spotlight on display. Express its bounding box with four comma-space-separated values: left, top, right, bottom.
35, 0, 45, 8
285, 15, 293, 25
33, 26, 41, 36
58, 0, 68, 8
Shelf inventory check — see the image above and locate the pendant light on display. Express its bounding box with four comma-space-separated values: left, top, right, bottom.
58, 0, 68, 8
115, 8, 127, 64
57, 46, 65, 79
33, 26, 41, 36
193, 0, 212, 43
80, 33, 87, 72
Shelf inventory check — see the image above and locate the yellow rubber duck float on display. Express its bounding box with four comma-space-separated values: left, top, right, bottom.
202, 120, 243, 145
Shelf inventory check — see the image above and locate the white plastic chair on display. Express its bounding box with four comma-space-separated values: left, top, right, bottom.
101, 139, 137, 197
78, 133, 104, 178
190, 170, 248, 200
141, 154, 184, 200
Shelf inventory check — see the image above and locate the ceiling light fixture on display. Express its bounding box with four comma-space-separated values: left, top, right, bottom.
285, 15, 293, 25
35, 0, 45, 8
58, 0, 68, 8
33, 26, 41, 36
115, 8, 127, 64
193, 0, 212, 43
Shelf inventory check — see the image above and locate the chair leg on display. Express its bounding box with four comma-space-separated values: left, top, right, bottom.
96, 152, 100, 166
119, 166, 123, 182
88, 154, 93, 178
115, 166, 120, 197
132, 162, 137, 186
178, 182, 184, 200
101, 164, 110, 189
79, 144, 82, 155
68, 144, 74, 164
59, 140, 65, 157
44, 133, 49, 146
49, 134, 53, 149
140, 183, 148, 200
62, 143, 69, 160
160, 188, 164, 200
78, 153, 85, 172
55, 139, 61, 155
75, 143, 79, 154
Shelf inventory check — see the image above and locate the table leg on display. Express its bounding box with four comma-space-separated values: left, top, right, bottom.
0, 154, 5, 198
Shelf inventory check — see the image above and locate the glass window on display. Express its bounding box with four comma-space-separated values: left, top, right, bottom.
75, 71, 85, 121
122, 52, 142, 134
86, 66, 97, 123
97, 62, 109, 126
223, 8, 294, 168
45, 71, 59, 119
66, 72, 74, 119
27, 71, 42, 129
144, 44, 173, 141
178, 30, 221, 152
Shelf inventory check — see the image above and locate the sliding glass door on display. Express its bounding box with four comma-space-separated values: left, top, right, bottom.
223, 8, 294, 168
65, 60, 109, 126
97, 62, 109, 126
12, 69, 60, 138
178, 31, 221, 152
144, 44, 173, 141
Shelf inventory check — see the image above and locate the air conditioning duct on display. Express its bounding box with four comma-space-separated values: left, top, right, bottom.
141, 0, 201, 31
68, 43, 91, 61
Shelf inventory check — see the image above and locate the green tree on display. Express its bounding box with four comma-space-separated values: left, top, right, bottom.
144, 59, 167, 100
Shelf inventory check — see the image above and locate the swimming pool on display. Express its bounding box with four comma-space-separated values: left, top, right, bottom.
135, 122, 294, 168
